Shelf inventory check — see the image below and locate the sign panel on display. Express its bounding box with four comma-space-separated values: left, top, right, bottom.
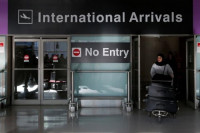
8, 0, 193, 34
0, 42, 4, 53
71, 42, 130, 63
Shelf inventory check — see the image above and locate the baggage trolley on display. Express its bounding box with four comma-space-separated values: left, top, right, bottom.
145, 80, 178, 122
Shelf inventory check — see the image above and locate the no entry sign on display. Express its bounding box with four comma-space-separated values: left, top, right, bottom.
24, 55, 29, 62
71, 42, 130, 63
53, 55, 58, 62
72, 48, 81, 57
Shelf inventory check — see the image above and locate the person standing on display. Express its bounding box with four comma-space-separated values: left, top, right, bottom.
150, 53, 174, 80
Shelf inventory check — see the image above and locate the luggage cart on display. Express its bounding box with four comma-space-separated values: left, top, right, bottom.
144, 80, 178, 122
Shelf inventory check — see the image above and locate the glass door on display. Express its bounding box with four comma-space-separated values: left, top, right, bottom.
195, 36, 200, 109
0, 36, 7, 102
186, 38, 196, 108
41, 40, 69, 104
13, 39, 40, 104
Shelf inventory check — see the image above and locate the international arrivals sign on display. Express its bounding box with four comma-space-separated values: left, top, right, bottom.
37, 12, 182, 23
71, 42, 130, 63
8, 0, 192, 34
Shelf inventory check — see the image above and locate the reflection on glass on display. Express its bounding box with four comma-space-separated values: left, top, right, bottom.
14, 70, 38, 99
43, 42, 67, 68
188, 71, 194, 102
187, 41, 194, 69
198, 73, 200, 98
44, 70, 67, 100
187, 41, 194, 102
0, 72, 6, 97
15, 42, 38, 68
74, 73, 127, 97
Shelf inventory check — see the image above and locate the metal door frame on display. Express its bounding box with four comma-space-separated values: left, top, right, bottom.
132, 35, 141, 109
12, 38, 41, 105
41, 39, 69, 105
194, 35, 199, 109
186, 37, 197, 109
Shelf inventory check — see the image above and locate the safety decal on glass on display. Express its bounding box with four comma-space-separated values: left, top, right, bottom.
197, 42, 200, 53
53, 55, 58, 62
24, 55, 29, 62
0, 42, 4, 53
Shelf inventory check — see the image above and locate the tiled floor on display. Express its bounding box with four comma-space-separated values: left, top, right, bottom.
0, 104, 200, 133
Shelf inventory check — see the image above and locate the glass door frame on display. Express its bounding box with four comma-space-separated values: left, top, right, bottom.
194, 36, 200, 109
12, 39, 41, 105
41, 39, 70, 105
186, 37, 198, 109
131, 35, 141, 109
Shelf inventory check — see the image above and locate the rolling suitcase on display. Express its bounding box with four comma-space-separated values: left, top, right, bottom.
151, 80, 173, 88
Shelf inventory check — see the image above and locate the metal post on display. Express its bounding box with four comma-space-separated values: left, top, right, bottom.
71, 71, 74, 103
138, 35, 141, 109
127, 72, 130, 103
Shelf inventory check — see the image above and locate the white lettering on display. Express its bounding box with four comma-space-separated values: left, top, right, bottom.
96, 15, 104, 23
37, 12, 183, 23
155, 14, 162, 22
85, 48, 99, 56
105, 14, 113, 22
129, 12, 138, 22
79, 15, 86, 23
56, 15, 63, 23
176, 14, 183, 22
51, 13, 55, 23
124, 50, 129, 58
43, 15, 50, 23
103, 48, 109, 56
71, 15, 78, 22
85, 48, 93, 56
163, 14, 170, 22
38, 12, 41, 22
93, 50, 99, 56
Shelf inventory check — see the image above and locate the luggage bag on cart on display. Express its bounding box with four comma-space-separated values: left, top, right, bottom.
147, 85, 176, 99
144, 80, 178, 121
145, 96, 178, 114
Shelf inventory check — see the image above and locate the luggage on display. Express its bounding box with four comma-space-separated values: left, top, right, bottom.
147, 85, 176, 99
145, 80, 178, 119
151, 80, 172, 88
145, 96, 178, 113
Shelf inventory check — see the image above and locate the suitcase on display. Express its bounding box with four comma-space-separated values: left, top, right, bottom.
150, 81, 172, 88
145, 96, 178, 113
147, 85, 176, 99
